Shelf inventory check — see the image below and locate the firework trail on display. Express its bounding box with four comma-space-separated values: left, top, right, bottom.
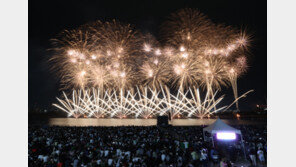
51, 8, 251, 114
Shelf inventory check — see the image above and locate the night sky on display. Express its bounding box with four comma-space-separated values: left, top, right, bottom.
29, 0, 266, 111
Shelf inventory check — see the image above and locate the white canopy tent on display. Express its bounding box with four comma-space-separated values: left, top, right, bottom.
203, 118, 241, 136
203, 118, 246, 158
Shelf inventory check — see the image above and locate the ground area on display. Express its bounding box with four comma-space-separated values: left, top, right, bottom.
29, 125, 266, 167
47, 118, 266, 126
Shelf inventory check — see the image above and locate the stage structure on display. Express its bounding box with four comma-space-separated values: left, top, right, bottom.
203, 119, 247, 159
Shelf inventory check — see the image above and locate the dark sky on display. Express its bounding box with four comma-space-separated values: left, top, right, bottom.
29, 0, 266, 111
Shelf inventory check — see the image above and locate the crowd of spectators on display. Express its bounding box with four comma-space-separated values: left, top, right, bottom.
28, 125, 266, 167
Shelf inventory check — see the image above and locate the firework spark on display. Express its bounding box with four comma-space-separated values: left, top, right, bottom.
53, 87, 253, 119
51, 8, 252, 113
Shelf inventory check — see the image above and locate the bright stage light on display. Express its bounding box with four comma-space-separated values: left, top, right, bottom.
216, 132, 236, 140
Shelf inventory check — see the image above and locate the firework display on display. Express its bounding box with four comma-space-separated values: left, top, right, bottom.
51, 9, 252, 118
53, 87, 253, 119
